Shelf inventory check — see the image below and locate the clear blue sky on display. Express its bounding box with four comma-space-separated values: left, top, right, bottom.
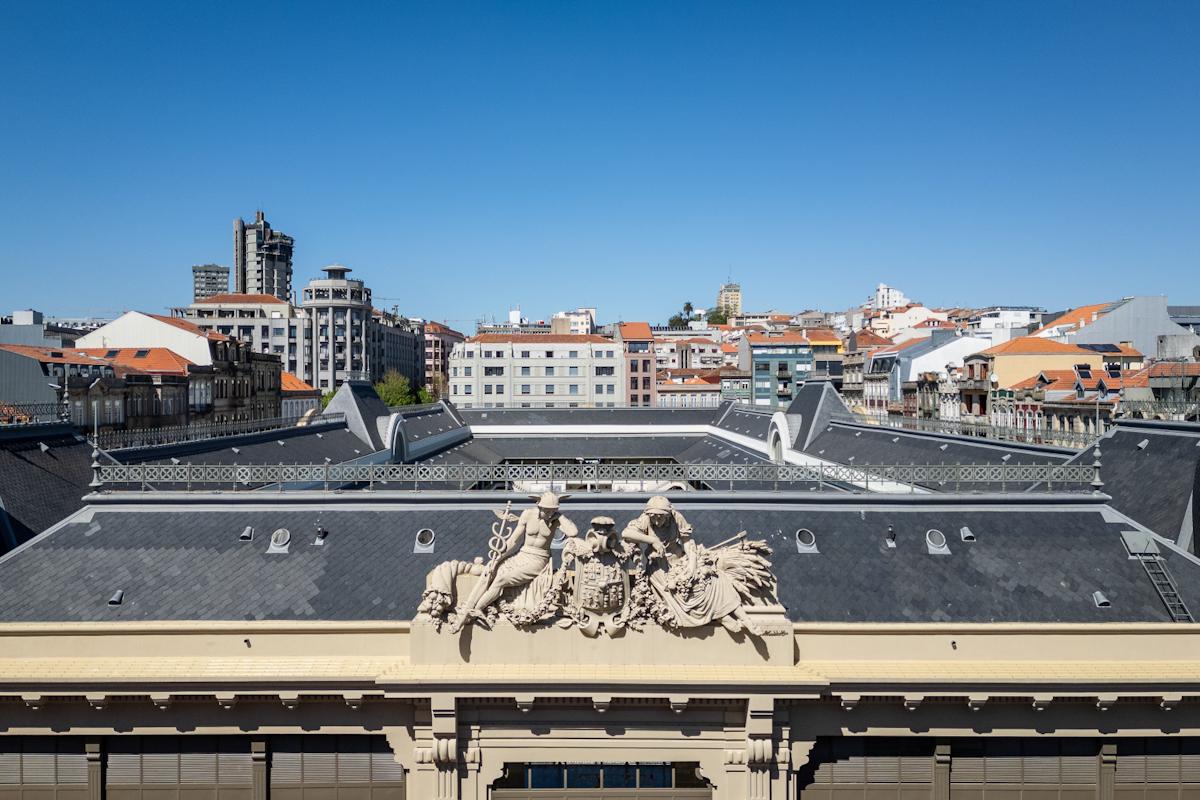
1, 2, 1196, 326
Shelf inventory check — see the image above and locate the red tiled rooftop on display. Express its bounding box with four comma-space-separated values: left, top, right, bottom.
194, 293, 288, 305
617, 322, 654, 341
468, 333, 613, 344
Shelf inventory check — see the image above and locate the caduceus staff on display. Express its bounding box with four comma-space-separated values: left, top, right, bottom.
449, 501, 518, 633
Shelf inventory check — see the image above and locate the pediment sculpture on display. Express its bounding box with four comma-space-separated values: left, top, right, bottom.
416, 493, 781, 637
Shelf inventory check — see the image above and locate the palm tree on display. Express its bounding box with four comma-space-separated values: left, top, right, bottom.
682, 301, 694, 320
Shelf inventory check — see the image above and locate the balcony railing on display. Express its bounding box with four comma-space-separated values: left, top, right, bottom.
91, 460, 1098, 494
0, 402, 66, 426
839, 411, 1100, 449
91, 412, 347, 451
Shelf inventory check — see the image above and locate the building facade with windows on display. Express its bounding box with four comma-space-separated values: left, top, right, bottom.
191, 264, 230, 301
173, 268, 423, 393
448, 334, 623, 408
615, 323, 657, 407
737, 332, 813, 407
715, 282, 742, 317
233, 211, 294, 301
423, 321, 466, 398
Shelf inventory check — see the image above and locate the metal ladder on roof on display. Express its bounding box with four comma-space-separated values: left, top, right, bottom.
1136, 554, 1194, 622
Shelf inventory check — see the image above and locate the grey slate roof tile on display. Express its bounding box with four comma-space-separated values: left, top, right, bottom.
0, 499, 1185, 624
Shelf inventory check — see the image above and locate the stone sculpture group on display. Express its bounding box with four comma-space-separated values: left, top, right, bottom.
416, 493, 779, 637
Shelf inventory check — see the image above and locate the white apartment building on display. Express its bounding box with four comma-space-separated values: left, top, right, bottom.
448, 334, 624, 408
653, 338, 724, 371
870, 283, 910, 311
551, 307, 597, 335
172, 265, 423, 391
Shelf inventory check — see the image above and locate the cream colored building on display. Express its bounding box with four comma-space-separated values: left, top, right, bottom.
2, 386, 1199, 800
448, 334, 624, 408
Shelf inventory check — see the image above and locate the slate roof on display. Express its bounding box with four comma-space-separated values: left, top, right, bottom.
393, 404, 464, 444
802, 422, 1071, 490
1065, 420, 1200, 545
0, 496, 1190, 623
457, 406, 721, 426
0, 425, 94, 552
110, 423, 375, 467
713, 405, 773, 441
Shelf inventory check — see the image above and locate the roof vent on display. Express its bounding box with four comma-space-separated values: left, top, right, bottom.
266, 528, 291, 554
847, 455, 855, 462
795, 528, 818, 553
939, 444, 949, 451
1136, 438, 1150, 450
239, 526, 254, 542
414, 528, 436, 553
170, 457, 181, 465
108, 589, 124, 606
316, 432, 324, 438
891, 437, 899, 443
925, 529, 950, 555
38, 442, 50, 454
313, 525, 329, 546
1092, 590, 1111, 608
552, 529, 567, 550
278, 440, 286, 447
959, 526, 976, 542
1000, 453, 1012, 462
231, 447, 240, 454
885, 525, 897, 548
855, 431, 862, 437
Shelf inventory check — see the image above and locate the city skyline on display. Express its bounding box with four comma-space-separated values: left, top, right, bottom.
2, 2, 1197, 321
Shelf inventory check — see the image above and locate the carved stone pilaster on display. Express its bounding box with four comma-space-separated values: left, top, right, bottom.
411, 694, 459, 800
251, 740, 267, 800
1099, 742, 1117, 800
85, 741, 102, 800
933, 742, 951, 800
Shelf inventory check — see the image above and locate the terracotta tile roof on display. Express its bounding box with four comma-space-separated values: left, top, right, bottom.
75, 348, 193, 375
147, 314, 229, 341
1147, 361, 1200, 378
424, 321, 464, 338
720, 343, 738, 353
676, 337, 718, 345
281, 372, 319, 393
617, 322, 654, 341
851, 330, 892, 347
193, 293, 288, 305
0, 344, 113, 367
1031, 302, 1112, 335
981, 336, 1102, 356
746, 332, 809, 345
468, 333, 613, 344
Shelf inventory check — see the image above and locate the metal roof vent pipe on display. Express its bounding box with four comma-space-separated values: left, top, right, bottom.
1093, 591, 1111, 609
414, 528, 436, 554
795, 528, 818, 554
1137, 439, 1150, 450
108, 589, 124, 606
926, 529, 951, 555
960, 526, 976, 542
313, 525, 329, 546
239, 526, 254, 542
266, 529, 291, 554
885, 525, 897, 549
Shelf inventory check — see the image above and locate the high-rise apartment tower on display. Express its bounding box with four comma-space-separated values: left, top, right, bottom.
233, 211, 294, 300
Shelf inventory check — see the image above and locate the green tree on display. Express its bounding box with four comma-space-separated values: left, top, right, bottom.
667, 313, 687, 329
682, 301, 694, 320
706, 308, 728, 325
417, 387, 434, 404
374, 370, 414, 407
320, 391, 336, 409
